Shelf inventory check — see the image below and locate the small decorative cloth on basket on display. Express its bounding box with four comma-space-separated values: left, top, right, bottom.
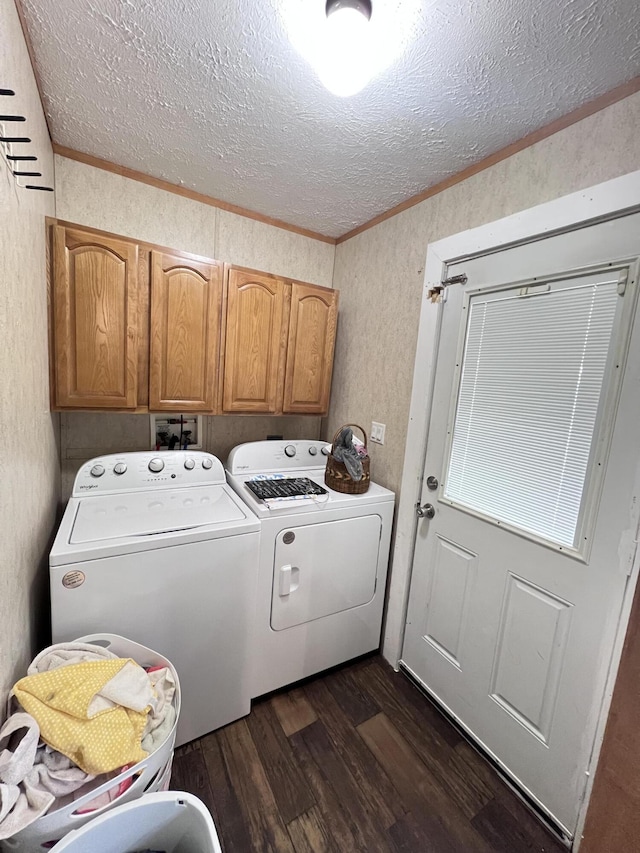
325, 423, 371, 494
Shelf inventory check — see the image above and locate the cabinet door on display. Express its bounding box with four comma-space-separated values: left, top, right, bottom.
52, 225, 139, 408
222, 268, 286, 413
283, 282, 338, 414
149, 251, 222, 412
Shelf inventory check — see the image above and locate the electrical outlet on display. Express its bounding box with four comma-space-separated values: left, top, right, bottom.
371, 422, 386, 445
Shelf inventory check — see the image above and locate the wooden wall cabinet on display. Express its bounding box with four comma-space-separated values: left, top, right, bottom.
222, 268, 287, 413
51, 225, 140, 409
283, 281, 338, 414
50, 225, 338, 416
50, 224, 225, 414
221, 267, 338, 415
149, 251, 223, 412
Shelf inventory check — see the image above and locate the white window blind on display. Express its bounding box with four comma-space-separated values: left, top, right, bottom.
444, 276, 619, 548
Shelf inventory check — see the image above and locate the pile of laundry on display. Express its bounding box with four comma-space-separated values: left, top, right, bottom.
0, 642, 176, 841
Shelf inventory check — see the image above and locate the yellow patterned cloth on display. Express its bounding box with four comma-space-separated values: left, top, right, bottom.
13, 659, 151, 774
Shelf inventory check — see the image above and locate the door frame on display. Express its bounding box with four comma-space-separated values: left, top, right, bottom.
383, 169, 640, 848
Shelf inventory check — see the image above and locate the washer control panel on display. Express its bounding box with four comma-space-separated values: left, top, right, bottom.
74, 451, 225, 495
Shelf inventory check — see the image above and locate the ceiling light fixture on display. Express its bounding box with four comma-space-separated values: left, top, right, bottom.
319, 0, 374, 97
284, 0, 419, 99
325, 0, 372, 27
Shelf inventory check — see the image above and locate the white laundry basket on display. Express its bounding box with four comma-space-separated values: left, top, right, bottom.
1, 634, 181, 853
48, 792, 222, 853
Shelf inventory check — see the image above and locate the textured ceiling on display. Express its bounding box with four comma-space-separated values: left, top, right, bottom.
19, 0, 640, 237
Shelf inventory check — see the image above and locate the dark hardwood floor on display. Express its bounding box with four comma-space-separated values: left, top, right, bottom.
173, 656, 565, 852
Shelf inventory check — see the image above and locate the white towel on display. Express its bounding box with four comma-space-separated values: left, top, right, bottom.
0, 714, 54, 840
28, 642, 117, 675
142, 668, 177, 752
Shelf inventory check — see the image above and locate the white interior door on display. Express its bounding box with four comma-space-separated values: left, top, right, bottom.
402, 211, 640, 838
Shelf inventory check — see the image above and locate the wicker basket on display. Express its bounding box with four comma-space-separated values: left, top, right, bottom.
325, 424, 370, 494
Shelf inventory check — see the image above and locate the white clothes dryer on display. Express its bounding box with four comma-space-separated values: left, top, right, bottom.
49, 451, 260, 746
225, 440, 395, 698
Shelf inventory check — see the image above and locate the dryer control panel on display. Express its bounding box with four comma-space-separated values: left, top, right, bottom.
226, 440, 331, 475
73, 451, 225, 495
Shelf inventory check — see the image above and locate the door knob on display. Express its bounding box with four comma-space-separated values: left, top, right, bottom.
416, 502, 436, 519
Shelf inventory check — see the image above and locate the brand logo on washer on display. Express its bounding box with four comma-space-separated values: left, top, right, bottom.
283, 532, 295, 544
78, 484, 98, 490
62, 571, 85, 589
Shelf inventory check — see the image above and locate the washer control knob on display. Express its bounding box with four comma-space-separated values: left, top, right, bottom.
321, 445, 331, 456
184, 458, 196, 470
90, 464, 105, 478
284, 445, 296, 458
308, 446, 318, 456
202, 457, 213, 470
113, 462, 127, 475
148, 458, 164, 473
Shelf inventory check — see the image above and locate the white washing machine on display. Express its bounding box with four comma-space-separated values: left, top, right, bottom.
225, 439, 395, 698
49, 451, 260, 746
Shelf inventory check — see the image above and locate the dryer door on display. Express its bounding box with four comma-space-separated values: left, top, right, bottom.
271, 515, 382, 631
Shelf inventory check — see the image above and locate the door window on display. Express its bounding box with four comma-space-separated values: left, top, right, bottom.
444, 271, 620, 548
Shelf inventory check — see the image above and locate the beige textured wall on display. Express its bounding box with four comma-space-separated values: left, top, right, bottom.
60, 414, 321, 501
54, 157, 336, 490
54, 155, 217, 258
0, 0, 59, 717
54, 155, 336, 284
216, 210, 335, 287
328, 91, 640, 498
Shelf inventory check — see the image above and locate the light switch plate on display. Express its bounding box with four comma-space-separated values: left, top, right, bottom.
371, 422, 386, 445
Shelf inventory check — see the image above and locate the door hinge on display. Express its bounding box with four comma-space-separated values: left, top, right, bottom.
618, 269, 628, 296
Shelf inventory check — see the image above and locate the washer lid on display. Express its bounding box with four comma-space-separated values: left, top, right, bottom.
70, 485, 247, 543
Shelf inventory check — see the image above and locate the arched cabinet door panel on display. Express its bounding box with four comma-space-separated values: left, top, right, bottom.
222, 268, 286, 413
52, 225, 139, 408
149, 251, 223, 412
283, 282, 338, 414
